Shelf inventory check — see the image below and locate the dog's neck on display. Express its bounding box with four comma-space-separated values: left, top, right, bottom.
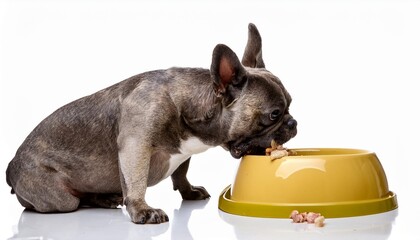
166, 67, 233, 145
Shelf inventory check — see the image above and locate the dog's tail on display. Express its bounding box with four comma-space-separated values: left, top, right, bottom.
6, 163, 16, 194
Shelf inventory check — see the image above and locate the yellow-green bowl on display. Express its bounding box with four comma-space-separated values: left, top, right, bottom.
219, 148, 398, 218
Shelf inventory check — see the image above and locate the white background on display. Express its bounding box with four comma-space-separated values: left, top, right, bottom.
1, 0, 419, 239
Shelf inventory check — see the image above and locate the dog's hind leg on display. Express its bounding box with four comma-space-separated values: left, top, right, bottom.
79, 193, 123, 208
11, 167, 80, 213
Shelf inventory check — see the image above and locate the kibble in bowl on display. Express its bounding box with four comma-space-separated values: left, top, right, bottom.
265, 140, 296, 160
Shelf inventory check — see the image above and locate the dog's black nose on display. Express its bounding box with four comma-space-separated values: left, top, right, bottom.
287, 119, 297, 129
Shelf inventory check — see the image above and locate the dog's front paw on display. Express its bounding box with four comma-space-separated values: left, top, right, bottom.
179, 185, 211, 200
125, 198, 169, 224
132, 208, 169, 224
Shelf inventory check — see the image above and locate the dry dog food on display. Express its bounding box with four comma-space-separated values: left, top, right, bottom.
266, 140, 295, 160
314, 216, 325, 227
289, 210, 325, 227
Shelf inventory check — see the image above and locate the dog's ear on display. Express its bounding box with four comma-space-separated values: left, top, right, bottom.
242, 23, 265, 68
211, 44, 247, 96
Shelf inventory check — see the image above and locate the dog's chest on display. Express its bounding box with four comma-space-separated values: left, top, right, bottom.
163, 137, 213, 178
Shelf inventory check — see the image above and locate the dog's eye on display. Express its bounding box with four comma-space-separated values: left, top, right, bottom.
270, 109, 281, 121
260, 109, 283, 127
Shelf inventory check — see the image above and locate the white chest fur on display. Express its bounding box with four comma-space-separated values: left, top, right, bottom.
163, 137, 213, 179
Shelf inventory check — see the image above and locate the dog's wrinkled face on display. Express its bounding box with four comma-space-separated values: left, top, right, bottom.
225, 68, 297, 158
211, 24, 297, 159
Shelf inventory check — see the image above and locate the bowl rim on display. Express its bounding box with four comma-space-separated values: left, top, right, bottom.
219, 185, 398, 218
246, 148, 375, 159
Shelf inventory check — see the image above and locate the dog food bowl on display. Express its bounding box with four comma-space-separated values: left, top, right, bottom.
219, 148, 398, 218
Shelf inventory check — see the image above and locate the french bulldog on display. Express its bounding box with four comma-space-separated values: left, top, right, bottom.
6, 23, 297, 224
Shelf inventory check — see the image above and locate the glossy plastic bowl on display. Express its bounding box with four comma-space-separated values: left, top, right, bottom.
219, 148, 398, 218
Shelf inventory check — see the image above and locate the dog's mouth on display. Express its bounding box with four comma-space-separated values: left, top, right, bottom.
228, 141, 252, 159
227, 121, 297, 159
228, 137, 289, 159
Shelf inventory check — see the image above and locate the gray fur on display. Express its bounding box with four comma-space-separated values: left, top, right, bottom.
6, 23, 297, 224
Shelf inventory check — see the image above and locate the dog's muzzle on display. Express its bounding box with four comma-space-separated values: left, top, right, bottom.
229, 116, 298, 159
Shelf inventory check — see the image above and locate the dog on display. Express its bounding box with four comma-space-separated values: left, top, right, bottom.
6, 23, 297, 224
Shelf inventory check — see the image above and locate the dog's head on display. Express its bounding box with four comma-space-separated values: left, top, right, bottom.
211, 23, 297, 158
